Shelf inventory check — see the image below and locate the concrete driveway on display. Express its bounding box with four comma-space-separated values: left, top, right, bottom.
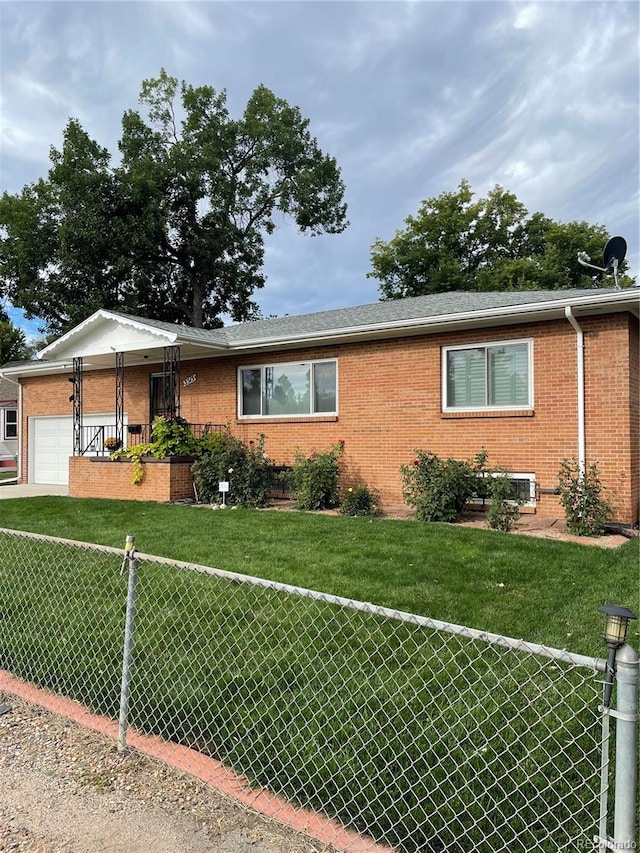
0, 483, 68, 499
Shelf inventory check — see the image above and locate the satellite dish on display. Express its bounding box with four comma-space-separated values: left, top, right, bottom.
577, 235, 628, 288
603, 236, 627, 271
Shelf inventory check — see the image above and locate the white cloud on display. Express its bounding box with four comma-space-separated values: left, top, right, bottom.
153, 1, 219, 40
512, 3, 542, 31
0, 0, 637, 332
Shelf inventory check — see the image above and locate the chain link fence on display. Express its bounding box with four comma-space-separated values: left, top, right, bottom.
0, 528, 612, 852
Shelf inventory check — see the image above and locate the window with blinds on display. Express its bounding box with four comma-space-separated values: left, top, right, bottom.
443, 340, 532, 410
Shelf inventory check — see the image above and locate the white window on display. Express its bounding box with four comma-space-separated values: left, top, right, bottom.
4, 409, 17, 440
238, 360, 337, 418
443, 339, 533, 411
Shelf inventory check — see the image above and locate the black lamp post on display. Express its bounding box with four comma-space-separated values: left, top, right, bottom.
598, 604, 637, 708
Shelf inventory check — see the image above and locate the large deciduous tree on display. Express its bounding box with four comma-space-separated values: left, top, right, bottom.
369, 179, 634, 299
0, 70, 348, 335
0, 307, 29, 364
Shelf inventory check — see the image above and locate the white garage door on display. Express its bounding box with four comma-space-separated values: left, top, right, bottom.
30, 414, 122, 485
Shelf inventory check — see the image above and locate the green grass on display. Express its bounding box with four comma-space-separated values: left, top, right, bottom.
0, 528, 605, 851
2, 497, 636, 849
0, 470, 17, 482
0, 496, 637, 656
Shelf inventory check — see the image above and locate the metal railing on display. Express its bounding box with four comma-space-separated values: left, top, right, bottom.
0, 528, 636, 852
78, 422, 226, 456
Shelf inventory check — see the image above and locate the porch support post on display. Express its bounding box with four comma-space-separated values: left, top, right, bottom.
72, 357, 83, 456
163, 346, 180, 418
115, 352, 125, 446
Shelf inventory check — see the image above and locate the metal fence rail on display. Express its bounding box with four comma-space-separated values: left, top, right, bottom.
0, 528, 628, 852
78, 422, 226, 455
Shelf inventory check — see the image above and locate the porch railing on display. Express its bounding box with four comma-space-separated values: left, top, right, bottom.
78, 423, 226, 457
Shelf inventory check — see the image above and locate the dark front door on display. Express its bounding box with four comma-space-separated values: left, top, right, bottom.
150, 373, 168, 420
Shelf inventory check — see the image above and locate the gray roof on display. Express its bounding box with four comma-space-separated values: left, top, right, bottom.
223, 288, 618, 343
118, 313, 228, 346
121, 287, 632, 347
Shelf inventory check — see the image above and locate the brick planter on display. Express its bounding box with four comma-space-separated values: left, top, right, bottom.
69, 456, 195, 503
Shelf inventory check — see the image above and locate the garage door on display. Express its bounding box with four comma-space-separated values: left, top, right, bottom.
30, 414, 121, 485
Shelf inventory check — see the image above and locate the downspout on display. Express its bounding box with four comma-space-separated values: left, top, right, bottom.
565, 306, 586, 474
0, 374, 22, 482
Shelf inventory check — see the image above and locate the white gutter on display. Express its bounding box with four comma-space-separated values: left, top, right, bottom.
0, 362, 73, 379
565, 306, 586, 474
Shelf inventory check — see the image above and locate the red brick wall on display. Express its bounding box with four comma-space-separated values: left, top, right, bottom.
630, 320, 640, 523
69, 457, 195, 502
602, 315, 639, 523
21, 311, 639, 523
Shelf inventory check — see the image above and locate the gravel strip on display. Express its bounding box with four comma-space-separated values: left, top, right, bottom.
0, 693, 334, 853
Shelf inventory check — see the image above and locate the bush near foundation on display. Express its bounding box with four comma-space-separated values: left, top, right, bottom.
291, 441, 345, 510
191, 433, 274, 508
340, 484, 382, 518
401, 450, 478, 522
558, 458, 612, 536
485, 470, 524, 532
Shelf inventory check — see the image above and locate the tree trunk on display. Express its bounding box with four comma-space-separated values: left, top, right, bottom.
191, 277, 204, 328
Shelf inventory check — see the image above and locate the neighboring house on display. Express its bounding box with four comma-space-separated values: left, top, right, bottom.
0, 288, 638, 524
0, 377, 18, 469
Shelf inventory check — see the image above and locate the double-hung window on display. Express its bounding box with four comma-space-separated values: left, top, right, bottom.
443, 339, 532, 411
238, 359, 337, 418
3, 408, 17, 440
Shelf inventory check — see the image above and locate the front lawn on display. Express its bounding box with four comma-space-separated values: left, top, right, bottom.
0, 497, 636, 655
1, 496, 636, 851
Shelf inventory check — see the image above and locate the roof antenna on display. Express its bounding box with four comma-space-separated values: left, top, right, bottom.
577, 236, 627, 289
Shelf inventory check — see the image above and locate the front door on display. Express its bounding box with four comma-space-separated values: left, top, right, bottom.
150, 374, 168, 420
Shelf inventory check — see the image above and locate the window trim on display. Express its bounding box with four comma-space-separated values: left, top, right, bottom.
3, 408, 17, 441
237, 358, 338, 419
442, 338, 534, 412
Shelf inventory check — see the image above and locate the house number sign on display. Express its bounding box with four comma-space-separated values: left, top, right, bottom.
183, 374, 197, 387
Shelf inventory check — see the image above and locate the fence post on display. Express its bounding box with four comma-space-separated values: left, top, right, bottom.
613, 642, 639, 849
118, 535, 138, 752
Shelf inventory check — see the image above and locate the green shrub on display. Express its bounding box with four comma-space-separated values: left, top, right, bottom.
191, 433, 274, 508
150, 415, 199, 457
291, 442, 344, 510
340, 484, 381, 517
111, 416, 198, 484
558, 458, 611, 536
400, 450, 477, 522
486, 470, 523, 532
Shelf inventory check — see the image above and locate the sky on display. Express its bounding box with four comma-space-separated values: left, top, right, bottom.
1, 0, 638, 338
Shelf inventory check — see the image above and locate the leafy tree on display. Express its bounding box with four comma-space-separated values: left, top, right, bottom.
0, 307, 30, 363
370, 179, 634, 299
0, 70, 348, 335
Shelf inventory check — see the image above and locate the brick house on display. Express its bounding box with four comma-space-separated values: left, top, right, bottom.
1, 288, 638, 524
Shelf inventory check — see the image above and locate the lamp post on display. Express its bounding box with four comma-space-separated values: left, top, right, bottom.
598, 603, 637, 708
596, 603, 638, 850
